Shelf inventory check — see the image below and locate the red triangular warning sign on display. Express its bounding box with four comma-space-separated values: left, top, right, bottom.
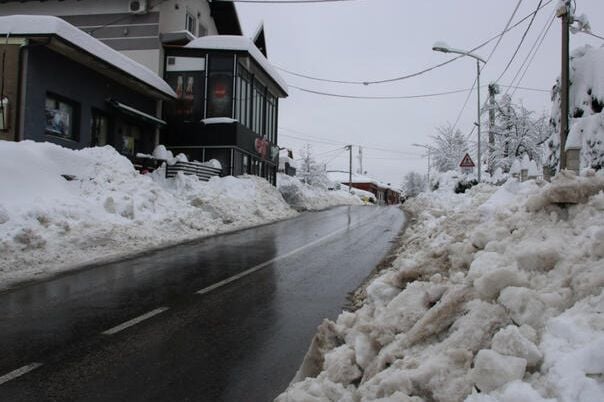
459, 153, 475, 168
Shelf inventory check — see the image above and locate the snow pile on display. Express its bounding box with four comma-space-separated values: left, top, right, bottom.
548, 44, 604, 170
0, 140, 297, 290
276, 171, 604, 402
277, 173, 362, 211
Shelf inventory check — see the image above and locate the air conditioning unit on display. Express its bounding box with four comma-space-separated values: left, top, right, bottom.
128, 0, 148, 14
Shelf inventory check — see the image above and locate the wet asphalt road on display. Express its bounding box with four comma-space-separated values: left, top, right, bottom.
0, 205, 405, 402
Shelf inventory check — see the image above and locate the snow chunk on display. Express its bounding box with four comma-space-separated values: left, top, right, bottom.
498, 287, 548, 328
465, 380, 555, 402
540, 290, 604, 402
471, 349, 527, 392
468, 252, 527, 300
514, 241, 560, 272
491, 325, 542, 367
323, 345, 362, 385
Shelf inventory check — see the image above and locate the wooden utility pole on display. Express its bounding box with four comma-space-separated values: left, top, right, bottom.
488, 83, 498, 174
347, 145, 352, 192
557, 1, 571, 170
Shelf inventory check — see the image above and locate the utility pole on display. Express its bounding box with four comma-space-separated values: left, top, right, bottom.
476, 59, 482, 182
488, 83, 498, 174
557, 0, 571, 170
346, 145, 353, 192
357, 146, 363, 175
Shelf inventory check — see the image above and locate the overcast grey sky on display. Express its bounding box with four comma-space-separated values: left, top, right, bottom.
235, 0, 604, 186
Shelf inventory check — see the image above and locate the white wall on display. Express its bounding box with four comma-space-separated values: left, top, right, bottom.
158, 0, 218, 37
121, 49, 161, 74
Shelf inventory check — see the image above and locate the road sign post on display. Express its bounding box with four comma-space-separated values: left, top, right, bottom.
460, 153, 475, 175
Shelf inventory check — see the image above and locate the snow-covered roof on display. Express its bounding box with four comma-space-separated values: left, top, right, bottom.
327, 171, 400, 192
185, 35, 288, 96
0, 15, 175, 99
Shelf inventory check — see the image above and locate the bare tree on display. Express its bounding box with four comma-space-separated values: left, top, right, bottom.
430, 123, 469, 172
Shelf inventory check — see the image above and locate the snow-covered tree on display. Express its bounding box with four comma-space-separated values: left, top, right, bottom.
545, 45, 604, 171
490, 95, 551, 172
430, 123, 469, 172
401, 171, 426, 198
296, 145, 331, 189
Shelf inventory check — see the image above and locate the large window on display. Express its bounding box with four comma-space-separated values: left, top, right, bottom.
266, 92, 277, 143
207, 55, 234, 118
45, 93, 78, 140
252, 80, 265, 135
117, 121, 141, 156
235, 67, 251, 128
91, 110, 109, 146
165, 56, 205, 122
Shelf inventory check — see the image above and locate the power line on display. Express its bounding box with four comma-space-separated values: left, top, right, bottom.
450, 0, 552, 136
275, 0, 553, 86
508, 13, 556, 97
483, 0, 524, 65
279, 127, 421, 157
288, 85, 478, 100
495, 0, 544, 83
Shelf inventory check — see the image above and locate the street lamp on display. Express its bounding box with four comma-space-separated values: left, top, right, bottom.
411, 143, 433, 186
432, 41, 485, 182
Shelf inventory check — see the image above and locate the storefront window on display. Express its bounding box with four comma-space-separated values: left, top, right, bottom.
118, 122, 141, 156
207, 55, 234, 118
91, 110, 109, 147
45, 94, 77, 140
165, 56, 205, 122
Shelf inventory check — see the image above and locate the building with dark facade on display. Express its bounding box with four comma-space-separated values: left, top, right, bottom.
0, 15, 175, 156
161, 35, 288, 184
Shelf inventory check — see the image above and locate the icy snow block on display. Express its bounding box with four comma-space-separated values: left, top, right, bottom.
468, 252, 527, 300
323, 345, 361, 385
491, 325, 542, 367
498, 287, 547, 327
514, 242, 559, 272
472, 349, 527, 392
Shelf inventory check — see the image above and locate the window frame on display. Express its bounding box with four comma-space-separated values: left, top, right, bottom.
44, 92, 79, 141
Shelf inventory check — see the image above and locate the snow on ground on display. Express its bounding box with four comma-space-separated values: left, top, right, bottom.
276, 170, 604, 402
277, 173, 362, 211
0, 141, 303, 290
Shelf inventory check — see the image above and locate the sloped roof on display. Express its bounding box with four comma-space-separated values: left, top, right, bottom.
0, 15, 175, 99
186, 35, 288, 96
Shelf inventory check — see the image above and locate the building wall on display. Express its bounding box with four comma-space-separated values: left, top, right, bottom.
158, 0, 218, 37
0, 41, 22, 141
22, 45, 157, 151
0, 0, 219, 74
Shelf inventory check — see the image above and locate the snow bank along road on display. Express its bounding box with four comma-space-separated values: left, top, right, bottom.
0, 205, 405, 401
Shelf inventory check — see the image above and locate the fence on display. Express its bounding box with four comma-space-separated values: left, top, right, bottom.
165, 161, 222, 182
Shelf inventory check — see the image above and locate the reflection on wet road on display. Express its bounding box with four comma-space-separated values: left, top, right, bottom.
0, 205, 405, 401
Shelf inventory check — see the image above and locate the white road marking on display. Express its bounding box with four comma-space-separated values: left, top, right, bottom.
196, 208, 382, 296
0, 363, 43, 385
102, 307, 169, 335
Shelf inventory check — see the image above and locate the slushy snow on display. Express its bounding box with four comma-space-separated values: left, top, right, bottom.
276, 170, 604, 402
